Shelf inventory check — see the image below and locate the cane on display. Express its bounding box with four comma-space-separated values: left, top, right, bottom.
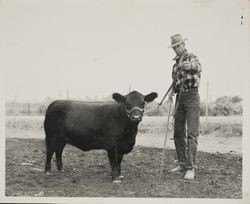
158, 83, 173, 106
159, 97, 173, 180
157, 83, 173, 116
158, 55, 187, 180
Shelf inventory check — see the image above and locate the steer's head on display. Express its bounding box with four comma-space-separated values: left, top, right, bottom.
112, 91, 158, 122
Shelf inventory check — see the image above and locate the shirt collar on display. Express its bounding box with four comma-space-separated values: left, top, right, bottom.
173, 49, 188, 61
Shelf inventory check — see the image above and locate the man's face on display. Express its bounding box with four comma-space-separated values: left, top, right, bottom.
173, 42, 185, 56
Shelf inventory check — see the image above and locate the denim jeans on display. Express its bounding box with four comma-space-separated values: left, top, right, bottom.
174, 88, 200, 170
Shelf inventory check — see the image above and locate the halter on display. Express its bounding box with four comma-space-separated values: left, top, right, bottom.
124, 105, 145, 119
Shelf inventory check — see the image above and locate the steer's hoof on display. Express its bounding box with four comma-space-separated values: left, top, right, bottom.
45, 171, 52, 176
112, 179, 122, 184
118, 175, 124, 179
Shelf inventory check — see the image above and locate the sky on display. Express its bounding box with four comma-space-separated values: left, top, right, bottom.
1, 0, 249, 103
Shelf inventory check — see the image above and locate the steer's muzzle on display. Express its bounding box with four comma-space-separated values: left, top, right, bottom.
126, 107, 144, 122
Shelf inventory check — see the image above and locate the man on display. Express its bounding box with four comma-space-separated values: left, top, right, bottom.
168, 34, 202, 180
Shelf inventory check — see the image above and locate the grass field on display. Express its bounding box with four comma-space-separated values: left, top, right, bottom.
5, 115, 242, 137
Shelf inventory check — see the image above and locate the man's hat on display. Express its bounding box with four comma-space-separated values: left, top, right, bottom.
169, 34, 187, 48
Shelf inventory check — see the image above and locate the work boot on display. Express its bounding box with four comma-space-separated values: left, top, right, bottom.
184, 169, 195, 180
169, 165, 184, 173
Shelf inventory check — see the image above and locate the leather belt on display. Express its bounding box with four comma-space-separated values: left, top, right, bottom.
181, 87, 198, 93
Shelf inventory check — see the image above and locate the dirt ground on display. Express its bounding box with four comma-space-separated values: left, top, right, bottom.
5, 116, 242, 198
5, 138, 242, 198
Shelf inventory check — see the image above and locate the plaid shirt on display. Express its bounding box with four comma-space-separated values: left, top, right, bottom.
172, 49, 202, 93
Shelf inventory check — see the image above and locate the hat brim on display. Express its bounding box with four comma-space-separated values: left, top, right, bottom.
168, 38, 187, 48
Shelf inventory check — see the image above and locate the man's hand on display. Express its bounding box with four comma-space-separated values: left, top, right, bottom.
180, 61, 192, 70
168, 90, 175, 101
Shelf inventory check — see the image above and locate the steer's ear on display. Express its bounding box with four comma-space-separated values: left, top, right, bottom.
144, 92, 158, 103
112, 93, 126, 103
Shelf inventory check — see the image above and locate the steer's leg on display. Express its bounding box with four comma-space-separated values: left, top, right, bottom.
117, 152, 124, 179
45, 151, 54, 174
107, 148, 120, 183
45, 135, 55, 175
55, 141, 66, 172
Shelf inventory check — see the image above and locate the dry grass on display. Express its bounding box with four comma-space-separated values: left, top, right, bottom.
6, 116, 44, 130
138, 116, 242, 137
6, 116, 242, 135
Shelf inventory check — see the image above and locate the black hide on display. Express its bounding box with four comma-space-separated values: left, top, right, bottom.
44, 91, 157, 182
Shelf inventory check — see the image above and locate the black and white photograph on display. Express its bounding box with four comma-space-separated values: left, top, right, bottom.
1, 0, 250, 203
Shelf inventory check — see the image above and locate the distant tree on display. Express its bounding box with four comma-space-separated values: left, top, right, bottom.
214, 96, 242, 116
231, 96, 242, 103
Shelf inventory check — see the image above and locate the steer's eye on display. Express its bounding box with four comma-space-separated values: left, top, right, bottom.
141, 103, 145, 108
125, 103, 132, 110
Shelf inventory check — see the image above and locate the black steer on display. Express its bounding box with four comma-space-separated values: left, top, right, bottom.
44, 91, 157, 182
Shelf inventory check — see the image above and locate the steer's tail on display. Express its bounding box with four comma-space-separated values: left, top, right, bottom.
44, 100, 69, 151
44, 100, 69, 172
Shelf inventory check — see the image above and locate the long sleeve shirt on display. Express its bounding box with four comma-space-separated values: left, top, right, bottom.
172, 49, 202, 93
